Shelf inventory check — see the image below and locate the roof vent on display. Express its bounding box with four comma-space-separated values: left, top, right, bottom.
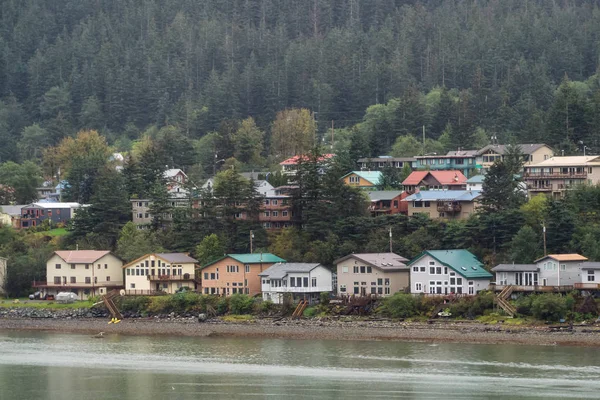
461, 267, 467, 271
471, 266, 478, 270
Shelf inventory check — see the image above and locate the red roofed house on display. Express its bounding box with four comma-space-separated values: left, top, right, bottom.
34, 251, 124, 300
402, 171, 467, 192
280, 154, 335, 177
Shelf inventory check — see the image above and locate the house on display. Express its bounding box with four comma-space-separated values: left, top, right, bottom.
491, 254, 589, 291
254, 180, 275, 196
357, 156, 416, 171
131, 199, 152, 226
280, 153, 335, 177
0, 257, 7, 295
123, 253, 199, 295
477, 144, 553, 172
403, 190, 482, 219
366, 191, 408, 215
199, 253, 286, 296
259, 263, 333, 304
164, 168, 188, 187
33, 251, 124, 300
523, 156, 600, 199
334, 253, 410, 297
577, 262, 600, 290
466, 175, 485, 191
402, 170, 467, 192
20, 202, 82, 229
341, 171, 382, 189
260, 192, 295, 230
408, 249, 492, 295
415, 150, 479, 177
0, 205, 24, 228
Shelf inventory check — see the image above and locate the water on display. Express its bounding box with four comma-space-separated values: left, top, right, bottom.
1, 332, 599, 399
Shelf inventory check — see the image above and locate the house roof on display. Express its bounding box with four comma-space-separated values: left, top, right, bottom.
24, 202, 81, 209
54, 250, 112, 264
164, 168, 187, 178
333, 253, 409, 271
445, 150, 479, 157
410, 250, 492, 279
404, 190, 482, 202
491, 264, 539, 272
535, 254, 589, 263
258, 262, 321, 279
367, 190, 404, 202
341, 171, 382, 185
581, 262, 600, 270
528, 156, 600, 167
200, 253, 286, 268
280, 154, 335, 166
466, 175, 485, 184
0, 205, 25, 216
477, 144, 550, 156
402, 171, 467, 186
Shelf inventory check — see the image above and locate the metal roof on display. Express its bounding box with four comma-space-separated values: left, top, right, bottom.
54, 250, 112, 264
402, 171, 467, 186
535, 254, 588, 263
527, 156, 600, 167
410, 250, 492, 279
581, 262, 600, 270
367, 191, 404, 202
24, 202, 81, 209
466, 175, 485, 184
334, 253, 409, 271
156, 253, 198, 264
258, 262, 321, 279
404, 190, 482, 202
491, 264, 539, 272
477, 144, 549, 156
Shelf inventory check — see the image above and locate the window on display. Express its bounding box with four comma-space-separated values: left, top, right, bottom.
126, 269, 130, 276
353, 266, 359, 273
265, 199, 270, 205
371, 287, 377, 294
371, 281, 376, 286
413, 266, 419, 272
560, 264, 566, 271
94, 277, 98, 284
245, 265, 250, 273
366, 266, 372, 273
272, 200, 278, 205
429, 261, 435, 265
70, 277, 76, 283
55, 264, 61, 269
342, 266, 348, 273
415, 282, 423, 291
54, 276, 61, 284
436, 267, 442, 275
210, 273, 216, 280
104, 264, 108, 269
282, 211, 288, 217
290, 277, 296, 287
130, 283, 135, 289
264, 211, 270, 217
354, 286, 359, 294
377, 278, 383, 285
70, 264, 75, 269
273, 211, 278, 217
312, 277, 317, 287
385, 287, 390, 295
429, 267, 435, 274
384, 279, 390, 286
361, 282, 367, 286
340, 285, 347, 293
85, 277, 91, 284
97, 264, 101, 269
360, 266, 366, 273
420, 266, 426, 272
588, 270, 595, 282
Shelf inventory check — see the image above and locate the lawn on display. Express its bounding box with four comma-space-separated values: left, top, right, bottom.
0, 299, 92, 309
44, 228, 69, 237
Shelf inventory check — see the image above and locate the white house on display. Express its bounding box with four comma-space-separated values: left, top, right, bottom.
34, 251, 124, 300
491, 254, 589, 291
578, 262, 600, 290
123, 253, 199, 295
408, 250, 492, 295
259, 263, 333, 304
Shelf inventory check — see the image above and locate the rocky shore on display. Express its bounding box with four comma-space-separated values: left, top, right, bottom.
2, 307, 600, 346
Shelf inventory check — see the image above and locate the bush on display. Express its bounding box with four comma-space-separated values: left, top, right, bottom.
303, 306, 317, 317
229, 294, 255, 315
216, 296, 229, 315
121, 296, 151, 313
531, 294, 568, 322
319, 292, 330, 305
514, 295, 533, 316
380, 293, 419, 318
258, 299, 274, 314
147, 296, 173, 313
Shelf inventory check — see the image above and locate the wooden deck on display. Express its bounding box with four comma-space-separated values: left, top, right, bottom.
490, 284, 574, 293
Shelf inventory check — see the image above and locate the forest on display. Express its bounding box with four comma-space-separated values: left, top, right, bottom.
1, 0, 600, 168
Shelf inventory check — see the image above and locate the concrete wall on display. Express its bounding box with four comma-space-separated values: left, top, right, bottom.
335, 258, 409, 297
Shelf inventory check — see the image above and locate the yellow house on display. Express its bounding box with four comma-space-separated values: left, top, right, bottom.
35, 251, 124, 300
341, 171, 383, 189
123, 253, 199, 295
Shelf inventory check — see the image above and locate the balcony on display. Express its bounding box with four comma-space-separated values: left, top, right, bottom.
574, 283, 600, 290
32, 281, 122, 288
147, 274, 198, 283
490, 284, 574, 292
437, 202, 462, 213
261, 286, 333, 294
526, 184, 552, 191
524, 171, 587, 179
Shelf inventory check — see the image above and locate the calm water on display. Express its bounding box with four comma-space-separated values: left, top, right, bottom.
1, 332, 599, 399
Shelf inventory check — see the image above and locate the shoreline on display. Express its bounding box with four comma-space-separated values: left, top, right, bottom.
2, 317, 600, 347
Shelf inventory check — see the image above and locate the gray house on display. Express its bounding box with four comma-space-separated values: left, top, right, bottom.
491, 254, 588, 291
20, 202, 82, 229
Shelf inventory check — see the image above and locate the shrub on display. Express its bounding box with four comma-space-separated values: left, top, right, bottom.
216, 296, 229, 315
229, 294, 255, 315
514, 295, 533, 316
380, 293, 419, 318
531, 294, 568, 322
121, 296, 151, 313
258, 299, 274, 314
303, 306, 317, 317
319, 292, 330, 305
147, 296, 173, 313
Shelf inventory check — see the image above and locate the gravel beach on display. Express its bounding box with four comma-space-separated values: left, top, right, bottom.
2, 317, 600, 347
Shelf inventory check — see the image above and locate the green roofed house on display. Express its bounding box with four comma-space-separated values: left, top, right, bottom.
341, 171, 383, 189
408, 250, 492, 295
198, 253, 286, 296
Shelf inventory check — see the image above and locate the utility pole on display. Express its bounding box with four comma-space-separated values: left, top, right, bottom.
541, 222, 547, 256
422, 125, 426, 156
250, 230, 254, 254
389, 226, 393, 253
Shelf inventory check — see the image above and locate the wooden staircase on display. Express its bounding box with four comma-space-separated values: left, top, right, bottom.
95, 290, 123, 320
292, 299, 309, 319
495, 286, 516, 317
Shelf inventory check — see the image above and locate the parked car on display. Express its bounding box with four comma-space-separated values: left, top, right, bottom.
29, 291, 47, 300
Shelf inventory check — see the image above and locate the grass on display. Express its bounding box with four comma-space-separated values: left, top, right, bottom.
44, 228, 69, 237
0, 298, 92, 309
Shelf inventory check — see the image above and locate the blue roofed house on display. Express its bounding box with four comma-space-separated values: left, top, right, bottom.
408, 250, 492, 295
403, 190, 482, 220
466, 175, 485, 191
341, 171, 383, 189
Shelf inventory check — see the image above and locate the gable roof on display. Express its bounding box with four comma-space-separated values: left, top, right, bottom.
164, 168, 187, 179
444, 150, 479, 157
122, 253, 198, 268
24, 202, 81, 209
528, 156, 600, 167
491, 264, 539, 272
54, 250, 113, 264
477, 144, 550, 156
404, 190, 482, 202
535, 254, 588, 263
410, 250, 492, 279
367, 190, 404, 202
200, 253, 286, 268
341, 171, 382, 185
258, 262, 322, 279
333, 253, 409, 271
280, 154, 335, 166
466, 175, 485, 184
402, 171, 467, 186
